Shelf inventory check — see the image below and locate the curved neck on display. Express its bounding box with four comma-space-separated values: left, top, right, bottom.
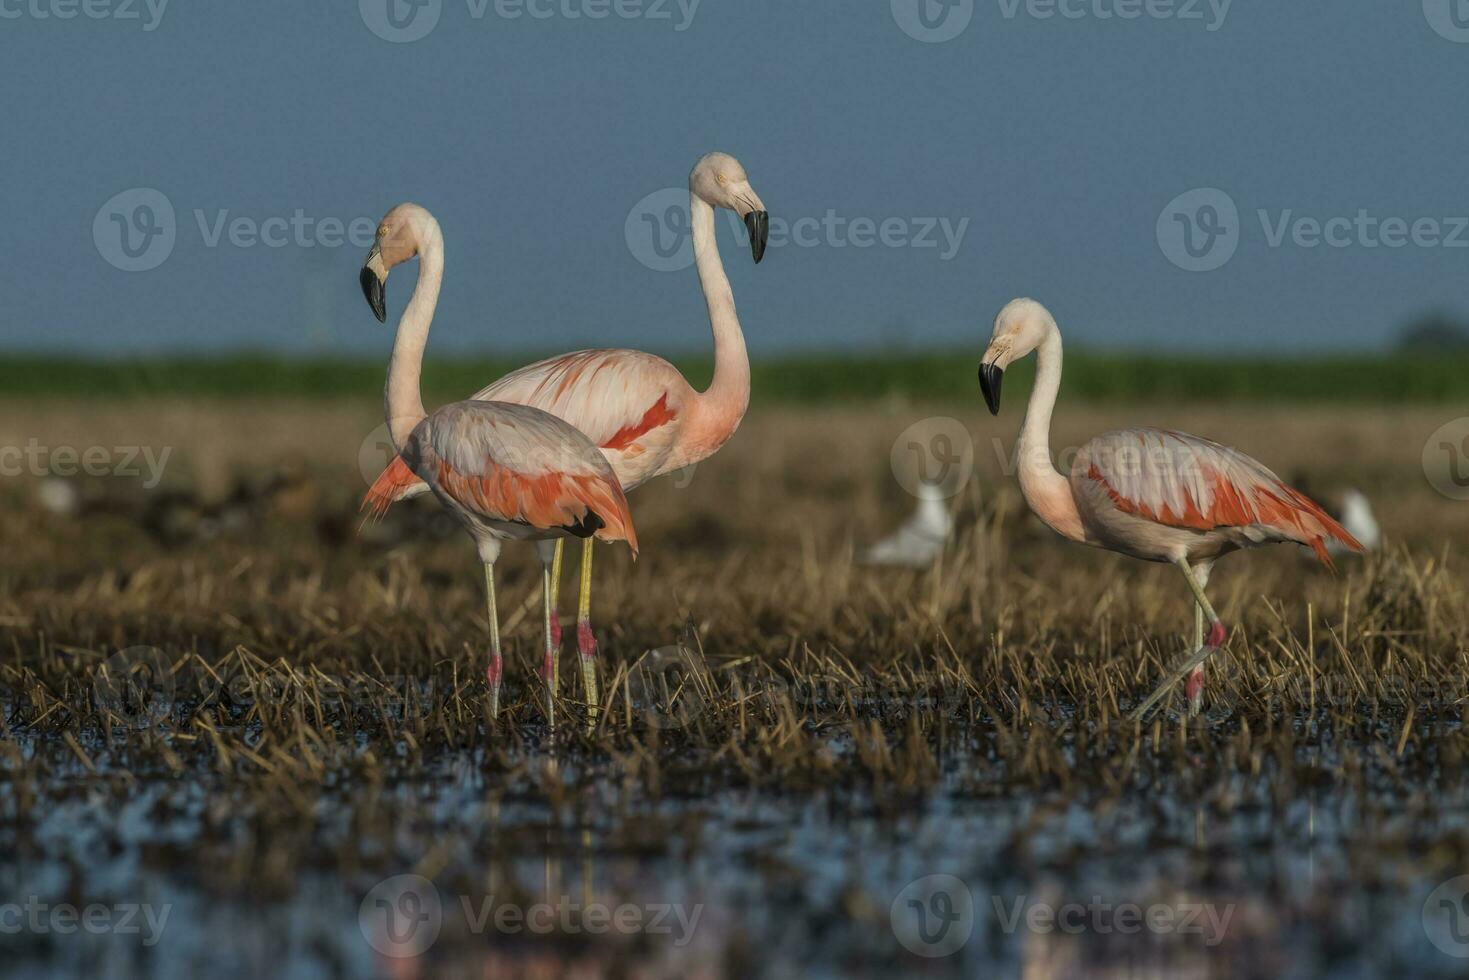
1016, 325, 1085, 542
385, 238, 442, 449
691, 194, 749, 424
1018, 329, 1062, 462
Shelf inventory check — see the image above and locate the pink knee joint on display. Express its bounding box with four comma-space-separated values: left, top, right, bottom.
577, 620, 598, 660
1206, 621, 1226, 648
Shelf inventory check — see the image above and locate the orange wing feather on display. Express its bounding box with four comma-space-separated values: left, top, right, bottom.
601, 393, 678, 452
1085, 430, 1363, 568
432, 458, 638, 555
363, 455, 420, 522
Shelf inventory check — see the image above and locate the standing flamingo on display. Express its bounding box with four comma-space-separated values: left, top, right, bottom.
976, 298, 1362, 719
358, 203, 638, 732
363, 152, 768, 727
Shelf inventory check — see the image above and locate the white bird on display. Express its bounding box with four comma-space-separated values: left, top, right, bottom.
1331, 489, 1380, 555
861, 483, 954, 567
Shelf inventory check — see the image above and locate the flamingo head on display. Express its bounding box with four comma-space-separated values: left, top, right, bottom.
978, 297, 1058, 415
690, 152, 769, 264
360, 203, 439, 323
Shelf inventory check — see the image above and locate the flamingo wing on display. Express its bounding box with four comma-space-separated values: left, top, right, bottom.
474, 349, 687, 472
369, 402, 638, 554
1076, 428, 1362, 567
364, 350, 689, 520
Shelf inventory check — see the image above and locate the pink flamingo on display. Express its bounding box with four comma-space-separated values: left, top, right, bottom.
358, 204, 638, 731
364, 152, 768, 726
977, 298, 1362, 720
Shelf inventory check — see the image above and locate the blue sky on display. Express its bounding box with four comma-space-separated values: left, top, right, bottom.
3, 2, 1467, 357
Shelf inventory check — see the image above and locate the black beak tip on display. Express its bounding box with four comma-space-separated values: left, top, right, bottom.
979, 363, 1003, 416
360, 266, 386, 323
745, 210, 769, 265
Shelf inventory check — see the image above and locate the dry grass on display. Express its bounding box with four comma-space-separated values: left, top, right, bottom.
2, 399, 1467, 977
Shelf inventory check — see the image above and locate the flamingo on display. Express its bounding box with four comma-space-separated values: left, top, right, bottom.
363, 152, 768, 727
976, 298, 1363, 720
358, 203, 638, 732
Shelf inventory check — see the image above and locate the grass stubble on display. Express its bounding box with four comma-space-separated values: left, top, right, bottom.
1, 400, 1467, 977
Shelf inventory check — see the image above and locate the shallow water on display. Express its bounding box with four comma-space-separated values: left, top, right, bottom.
5, 722, 1469, 980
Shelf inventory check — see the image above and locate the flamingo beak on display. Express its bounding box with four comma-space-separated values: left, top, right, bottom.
360, 244, 387, 323
979, 361, 1003, 415
744, 210, 769, 264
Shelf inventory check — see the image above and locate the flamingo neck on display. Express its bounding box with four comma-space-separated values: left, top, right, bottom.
689, 194, 749, 445
1017, 326, 1086, 542
385, 236, 442, 450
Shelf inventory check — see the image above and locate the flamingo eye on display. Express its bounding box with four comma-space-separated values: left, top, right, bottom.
716, 174, 728, 185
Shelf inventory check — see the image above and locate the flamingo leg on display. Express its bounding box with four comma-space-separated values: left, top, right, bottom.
541, 560, 557, 735
1130, 558, 1225, 722
484, 562, 503, 720
577, 539, 599, 732
1188, 600, 1206, 716
549, 539, 564, 654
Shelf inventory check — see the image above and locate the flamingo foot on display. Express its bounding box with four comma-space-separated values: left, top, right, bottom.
1129, 632, 1225, 723
578, 618, 599, 732
486, 649, 504, 719
1186, 665, 1205, 718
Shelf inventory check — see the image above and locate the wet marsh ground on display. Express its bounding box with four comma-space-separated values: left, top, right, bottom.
2, 398, 1469, 978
